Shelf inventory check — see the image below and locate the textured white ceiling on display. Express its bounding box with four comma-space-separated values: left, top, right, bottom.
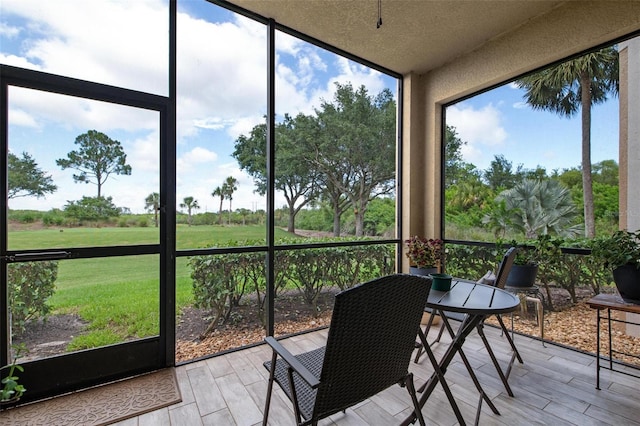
228, 0, 565, 74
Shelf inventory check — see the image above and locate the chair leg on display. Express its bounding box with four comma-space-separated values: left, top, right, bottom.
405, 373, 426, 426
495, 314, 523, 364
414, 311, 437, 363
263, 351, 278, 426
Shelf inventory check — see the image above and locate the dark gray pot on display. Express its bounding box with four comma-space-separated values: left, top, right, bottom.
409, 266, 437, 277
506, 264, 538, 288
612, 264, 640, 303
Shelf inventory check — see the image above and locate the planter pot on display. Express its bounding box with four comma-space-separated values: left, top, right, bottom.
430, 273, 452, 292
409, 266, 437, 277
506, 264, 538, 288
612, 264, 640, 303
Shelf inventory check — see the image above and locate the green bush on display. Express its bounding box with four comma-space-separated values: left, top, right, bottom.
42, 210, 65, 226
7, 261, 58, 335
189, 239, 394, 336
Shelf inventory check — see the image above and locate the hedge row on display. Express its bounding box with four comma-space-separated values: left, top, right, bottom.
188, 239, 394, 336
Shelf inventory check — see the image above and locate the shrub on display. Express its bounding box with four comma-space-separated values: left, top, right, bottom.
7, 261, 58, 335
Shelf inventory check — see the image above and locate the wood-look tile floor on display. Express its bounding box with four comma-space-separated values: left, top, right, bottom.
112, 325, 640, 425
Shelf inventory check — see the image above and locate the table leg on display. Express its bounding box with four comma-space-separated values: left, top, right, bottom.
596, 307, 601, 390
404, 312, 500, 426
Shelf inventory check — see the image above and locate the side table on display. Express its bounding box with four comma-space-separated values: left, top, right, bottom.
587, 293, 640, 389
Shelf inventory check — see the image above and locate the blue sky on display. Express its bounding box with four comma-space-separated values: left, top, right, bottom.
1, 0, 622, 213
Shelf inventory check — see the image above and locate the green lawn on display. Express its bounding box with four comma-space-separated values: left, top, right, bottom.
9, 225, 292, 350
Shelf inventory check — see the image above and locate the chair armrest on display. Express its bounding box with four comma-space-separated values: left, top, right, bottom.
264, 336, 321, 388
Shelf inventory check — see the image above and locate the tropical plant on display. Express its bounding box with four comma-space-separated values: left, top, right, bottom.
405, 236, 443, 269
492, 179, 582, 238
515, 46, 619, 238
144, 192, 160, 227
211, 186, 225, 225
180, 196, 199, 227
56, 129, 132, 197
223, 176, 238, 225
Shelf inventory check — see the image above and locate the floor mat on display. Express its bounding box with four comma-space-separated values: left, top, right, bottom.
0, 368, 181, 425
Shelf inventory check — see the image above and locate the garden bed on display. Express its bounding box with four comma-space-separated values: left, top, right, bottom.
13, 286, 640, 368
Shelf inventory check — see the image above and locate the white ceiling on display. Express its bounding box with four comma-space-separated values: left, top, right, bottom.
228, 0, 566, 75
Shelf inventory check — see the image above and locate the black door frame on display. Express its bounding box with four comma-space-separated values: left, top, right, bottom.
0, 63, 176, 403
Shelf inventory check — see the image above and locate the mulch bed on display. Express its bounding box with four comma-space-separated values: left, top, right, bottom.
13, 287, 640, 367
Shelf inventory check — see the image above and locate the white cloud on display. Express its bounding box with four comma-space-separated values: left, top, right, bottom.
447, 103, 508, 166
512, 101, 528, 109
0, 22, 20, 38
2, 0, 394, 212
448, 102, 507, 140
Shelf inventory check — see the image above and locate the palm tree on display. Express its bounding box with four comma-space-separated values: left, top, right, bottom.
211, 186, 224, 225
180, 196, 199, 227
515, 46, 618, 238
223, 176, 238, 225
495, 179, 582, 238
144, 192, 160, 227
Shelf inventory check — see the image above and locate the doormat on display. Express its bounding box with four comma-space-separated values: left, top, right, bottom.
0, 368, 181, 426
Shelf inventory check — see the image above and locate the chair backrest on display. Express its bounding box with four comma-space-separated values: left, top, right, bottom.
313, 274, 430, 418
493, 247, 517, 290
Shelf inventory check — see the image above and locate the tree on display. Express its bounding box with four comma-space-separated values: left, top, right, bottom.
484, 154, 521, 191
223, 176, 238, 225
233, 114, 320, 233
64, 196, 120, 221
8, 152, 57, 199
180, 196, 199, 226
56, 130, 132, 197
493, 179, 581, 238
211, 186, 225, 225
308, 83, 396, 236
444, 125, 469, 189
144, 192, 160, 227
516, 46, 618, 238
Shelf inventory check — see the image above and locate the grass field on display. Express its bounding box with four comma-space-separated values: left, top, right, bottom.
9, 225, 293, 351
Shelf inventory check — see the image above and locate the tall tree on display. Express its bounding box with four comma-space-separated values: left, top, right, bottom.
223, 176, 238, 225
211, 186, 225, 225
309, 83, 396, 236
515, 47, 618, 238
180, 196, 199, 227
56, 129, 132, 198
144, 192, 160, 227
8, 152, 57, 199
233, 114, 320, 233
484, 154, 521, 191
444, 125, 468, 189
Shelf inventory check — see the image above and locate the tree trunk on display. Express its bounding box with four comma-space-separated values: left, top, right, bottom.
354, 205, 365, 236
580, 73, 596, 238
218, 197, 224, 225
287, 203, 295, 233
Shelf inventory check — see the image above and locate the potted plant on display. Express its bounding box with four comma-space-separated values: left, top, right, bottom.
505, 242, 539, 288
591, 230, 640, 303
405, 236, 443, 276
1, 344, 27, 405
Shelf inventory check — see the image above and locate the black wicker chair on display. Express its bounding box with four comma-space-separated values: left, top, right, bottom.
262, 274, 430, 426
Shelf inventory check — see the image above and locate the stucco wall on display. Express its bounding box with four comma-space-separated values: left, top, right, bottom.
402, 1, 640, 271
